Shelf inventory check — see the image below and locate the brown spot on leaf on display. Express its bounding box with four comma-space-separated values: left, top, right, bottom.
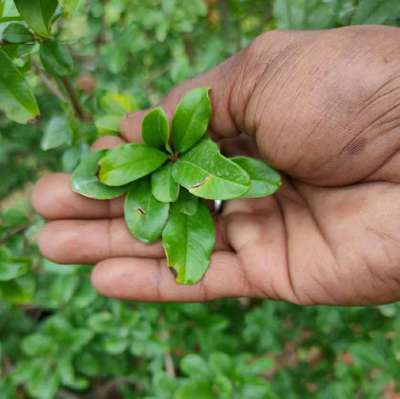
137, 207, 146, 215
191, 175, 211, 189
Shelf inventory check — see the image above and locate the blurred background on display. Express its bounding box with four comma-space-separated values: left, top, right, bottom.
2, 0, 400, 398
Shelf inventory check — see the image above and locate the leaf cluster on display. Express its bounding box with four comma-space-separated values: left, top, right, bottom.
72, 87, 281, 284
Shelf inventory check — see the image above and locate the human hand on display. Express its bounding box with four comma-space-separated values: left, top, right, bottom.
33, 25, 400, 305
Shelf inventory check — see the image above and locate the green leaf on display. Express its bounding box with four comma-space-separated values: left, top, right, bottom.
100, 91, 136, 115
0, 279, 34, 304
175, 188, 198, 216
273, 0, 336, 29
14, 0, 58, 37
22, 334, 57, 356
172, 138, 250, 200
0, 17, 24, 23
162, 200, 215, 284
171, 87, 211, 153
62, 142, 90, 172
231, 157, 281, 198
98, 143, 168, 186
39, 40, 74, 77
27, 364, 60, 399
0, 49, 39, 123
58, 355, 88, 390
151, 163, 180, 203
142, 106, 171, 152
174, 380, 214, 399
124, 178, 170, 244
72, 150, 128, 199
208, 353, 232, 375
41, 115, 72, 150
59, 0, 80, 17
95, 115, 120, 135
246, 358, 275, 374
0, 249, 30, 281
3, 23, 34, 43
181, 354, 209, 377
351, 0, 400, 24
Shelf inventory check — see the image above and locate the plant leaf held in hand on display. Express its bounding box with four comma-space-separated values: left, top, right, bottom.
124, 178, 170, 244
71, 151, 128, 199
162, 200, 215, 284
175, 188, 198, 216
151, 163, 180, 203
98, 143, 168, 186
172, 138, 250, 200
171, 88, 211, 153
142, 107, 171, 152
232, 156, 281, 198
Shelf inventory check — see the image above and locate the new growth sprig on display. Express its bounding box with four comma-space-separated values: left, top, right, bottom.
72, 88, 281, 284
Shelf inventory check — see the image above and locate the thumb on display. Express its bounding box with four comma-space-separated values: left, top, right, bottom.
120, 46, 252, 143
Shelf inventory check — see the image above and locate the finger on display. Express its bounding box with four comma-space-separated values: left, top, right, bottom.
38, 218, 163, 263
91, 252, 253, 302
32, 173, 124, 220
219, 134, 260, 158
119, 109, 148, 143
120, 47, 251, 142
38, 217, 229, 265
33, 135, 127, 220
92, 135, 125, 150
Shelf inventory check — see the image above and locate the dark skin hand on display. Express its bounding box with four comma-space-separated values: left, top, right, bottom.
33, 25, 400, 305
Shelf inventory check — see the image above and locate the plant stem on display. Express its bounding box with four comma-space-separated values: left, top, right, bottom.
60, 77, 88, 121
31, 60, 68, 102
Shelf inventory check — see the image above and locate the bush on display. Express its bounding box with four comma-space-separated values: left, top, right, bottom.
1, 0, 400, 398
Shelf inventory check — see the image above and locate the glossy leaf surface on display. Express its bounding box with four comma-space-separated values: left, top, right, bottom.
3, 23, 34, 43
142, 107, 171, 152
171, 88, 211, 153
172, 138, 250, 200
151, 163, 180, 203
39, 40, 74, 77
41, 115, 72, 150
162, 200, 215, 284
232, 156, 281, 198
98, 143, 168, 186
0, 49, 39, 123
71, 151, 128, 199
14, 0, 57, 37
124, 178, 170, 244
175, 188, 198, 216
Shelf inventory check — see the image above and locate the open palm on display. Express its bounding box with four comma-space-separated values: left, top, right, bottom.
33, 25, 400, 305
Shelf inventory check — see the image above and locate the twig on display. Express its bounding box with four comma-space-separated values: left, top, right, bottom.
165, 350, 176, 378
31, 60, 68, 103
60, 77, 88, 121
159, 317, 176, 378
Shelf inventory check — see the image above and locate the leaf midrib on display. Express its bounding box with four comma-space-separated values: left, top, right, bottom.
180, 95, 204, 146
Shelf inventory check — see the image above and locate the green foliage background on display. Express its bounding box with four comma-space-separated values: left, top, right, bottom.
2, 0, 400, 398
